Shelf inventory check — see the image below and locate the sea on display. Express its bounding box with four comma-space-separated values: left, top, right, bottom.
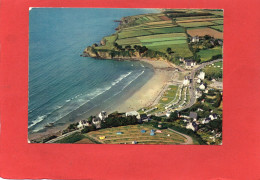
28, 8, 159, 133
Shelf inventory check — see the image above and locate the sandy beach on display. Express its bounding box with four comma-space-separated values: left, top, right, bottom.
114, 59, 176, 113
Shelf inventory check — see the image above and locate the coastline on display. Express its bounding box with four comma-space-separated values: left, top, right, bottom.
28, 58, 177, 142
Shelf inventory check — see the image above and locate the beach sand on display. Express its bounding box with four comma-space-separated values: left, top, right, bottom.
114, 59, 176, 113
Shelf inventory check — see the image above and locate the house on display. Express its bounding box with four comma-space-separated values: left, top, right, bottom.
197, 78, 201, 84
179, 57, 184, 62
92, 117, 101, 129
77, 120, 90, 129
98, 111, 108, 121
198, 71, 205, 80
195, 88, 202, 98
209, 114, 218, 120
126, 111, 140, 119
166, 111, 171, 118
184, 59, 196, 69
202, 117, 211, 124
183, 119, 189, 123
191, 36, 200, 43
189, 112, 198, 121
199, 83, 206, 90
183, 76, 191, 86
186, 122, 198, 131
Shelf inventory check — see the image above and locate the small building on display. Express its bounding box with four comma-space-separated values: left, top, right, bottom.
98, 111, 108, 121
202, 117, 211, 124
92, 117, 101, 129
209, 114, 218, 120
156, 130, 162, 133
186, 122, 198, 131
166, 111, 171, 118
141, 130, 146, 133
126, 111, 141, 119
184, 59, 196, 69
189, 112, 198, 121
191, 36, 200, 43
195, 88, 202, 98
198, 72, 205, 80
116, 132, 123, 135
183, 76, 191, 86
197, 78, 201, 84
199, 83, 206, 90
179, 57, 184, 62
77, 120, 90, 129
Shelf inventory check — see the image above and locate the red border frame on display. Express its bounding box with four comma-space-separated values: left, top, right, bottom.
0, 0, 260, 179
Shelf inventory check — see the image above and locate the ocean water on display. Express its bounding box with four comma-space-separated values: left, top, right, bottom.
28, 8, 159, 133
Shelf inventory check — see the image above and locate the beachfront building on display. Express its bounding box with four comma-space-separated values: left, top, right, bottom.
98, 111, 108, 121
77, 120, 90, 129
92, 117, 101, 129
166, 112, 171, 118
125, 111, 141, 119
199, 84, 206, 90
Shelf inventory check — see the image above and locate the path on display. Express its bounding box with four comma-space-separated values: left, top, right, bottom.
168, 128, 194, 145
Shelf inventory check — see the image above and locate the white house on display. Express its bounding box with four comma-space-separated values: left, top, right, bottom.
191, 36, 200, 43
126, 111, 140, 119
184, 59, 196, 69
199, 84, 206, 90
92, 118, 101, 129
77, 120, 90, 129
198, 71, 205, 80
209, 114, 218, 120
202, 118, 211, 124
98, 111, 108, 121
197, 78, 201, 84
183, 78, 190, 86
166, 111, 171, 118
186, 122, 198, 131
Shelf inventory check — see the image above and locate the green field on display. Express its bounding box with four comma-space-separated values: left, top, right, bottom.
197, 46, 222, 62
213, 20, 223, 25
83, 124, 188, 144
178, 21, 214, 28
210, 25, 223, 32
148, 26, 185, 34
159, 85, 179, 105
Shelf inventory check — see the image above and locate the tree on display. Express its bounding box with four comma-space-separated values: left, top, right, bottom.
166, 47, 172, 54
170, 111, 178, 121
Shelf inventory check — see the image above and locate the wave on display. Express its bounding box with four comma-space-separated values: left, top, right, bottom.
29, 71, 133, 130
28, 115, 46, 128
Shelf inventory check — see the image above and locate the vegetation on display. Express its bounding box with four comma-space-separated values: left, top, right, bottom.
54, 132, 85, 143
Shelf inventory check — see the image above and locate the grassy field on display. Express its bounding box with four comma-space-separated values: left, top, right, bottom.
82, 124, 187, 144
210, 25, 223, 32
159, 85, 179, 105
197, 46, 222, 62
178, 21, 214, 28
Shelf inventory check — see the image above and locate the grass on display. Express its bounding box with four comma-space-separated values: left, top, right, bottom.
147, 43, 193, 57
54, 132, 85, 143
83, 124, 187, 144
148, 26, 185, 34
213, 20, 223, 25
210, 25, 223, 32
118, 29, 152, 39
178, 21, 214, 28
197, 46, 223, 62
159, 85, 178, 105
143, 39, 187, 46
116, 37, 141, 45
137, 33, 186, 40
175, 15, 218, 21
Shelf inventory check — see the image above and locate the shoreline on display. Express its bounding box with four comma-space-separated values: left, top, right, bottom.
28, 58, 177, 142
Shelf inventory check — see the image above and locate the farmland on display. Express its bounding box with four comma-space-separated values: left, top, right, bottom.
82, 124, 188, 144
187, 27, 223, 39
84, 9, 223, 65
197, 46, 223, 62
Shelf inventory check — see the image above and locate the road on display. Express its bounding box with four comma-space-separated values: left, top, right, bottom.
182, 59, 223, 110
168, 128, 193, 145
45, 129, 81, 143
